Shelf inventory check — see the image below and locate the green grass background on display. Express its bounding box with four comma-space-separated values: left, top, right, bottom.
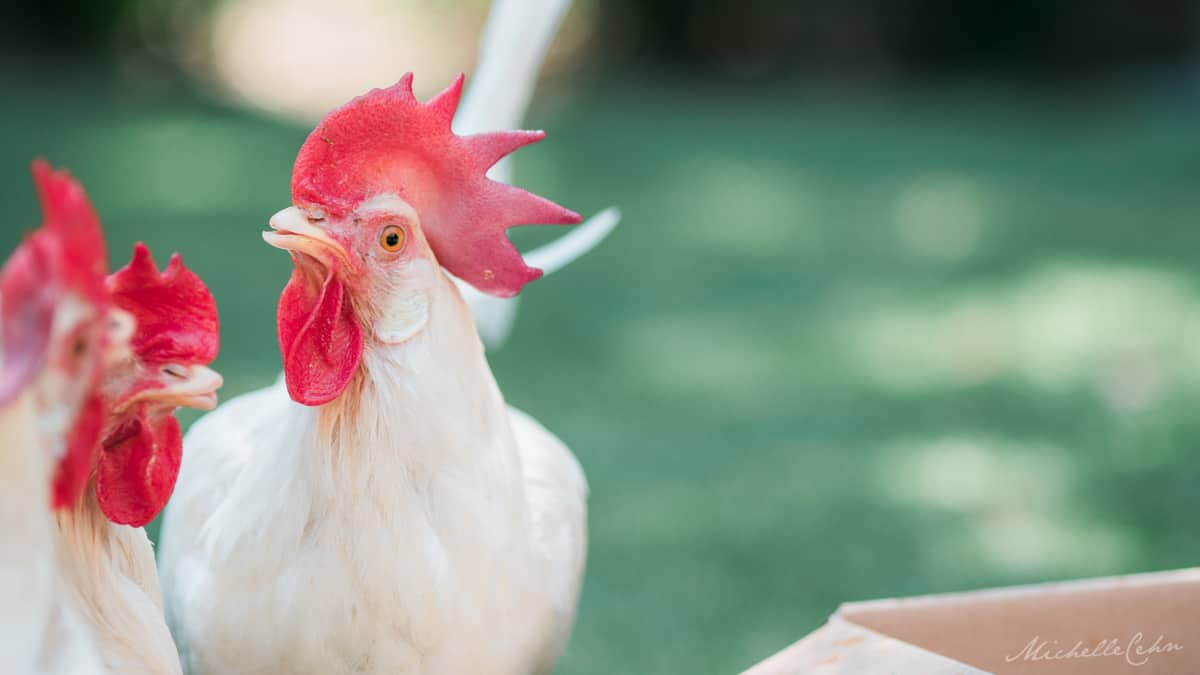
2, 68, 1200, 674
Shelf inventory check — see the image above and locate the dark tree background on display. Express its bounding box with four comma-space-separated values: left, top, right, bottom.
3, 0, 1199, 76
603, 0, 1200, 75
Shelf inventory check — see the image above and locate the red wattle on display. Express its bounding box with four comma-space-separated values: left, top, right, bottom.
51, 393, 104, 510
277, 264, 362, 406
95, 413, 182, 527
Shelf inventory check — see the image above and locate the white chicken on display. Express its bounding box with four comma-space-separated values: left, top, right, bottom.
159, 2, 599, 673
1, 162, 118, 675
2, 163, 223, 675
53, 243, 221, 675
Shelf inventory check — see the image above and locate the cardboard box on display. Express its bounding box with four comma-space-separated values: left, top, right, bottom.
743, 568, 1199, 674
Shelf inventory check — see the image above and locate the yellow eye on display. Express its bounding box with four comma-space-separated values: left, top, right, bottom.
380, 225, 406, 252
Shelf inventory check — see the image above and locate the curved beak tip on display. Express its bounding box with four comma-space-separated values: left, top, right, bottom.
192, 392, 219, 411
261, 230, 289, 250
262, 208, 350, 268
145, 364, 223, 412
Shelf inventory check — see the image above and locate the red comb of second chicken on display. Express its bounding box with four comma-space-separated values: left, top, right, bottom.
290, 72, 582, 297
31, 160, 108, 305
2, 161, 112, 406
96, 243, 219, 527
107, 243, 219, 366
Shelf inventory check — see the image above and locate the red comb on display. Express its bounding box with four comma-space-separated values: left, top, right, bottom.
8, 162, 111, 509
107, 243, 219, 365
31, 161, 108, 305
2, 161, 107, 407
291, 73, 582, 297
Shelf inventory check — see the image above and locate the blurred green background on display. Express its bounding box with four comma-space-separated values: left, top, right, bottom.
3, 1, 1200, 673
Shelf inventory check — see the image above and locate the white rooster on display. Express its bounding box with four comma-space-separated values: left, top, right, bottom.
159, 1, 599, 673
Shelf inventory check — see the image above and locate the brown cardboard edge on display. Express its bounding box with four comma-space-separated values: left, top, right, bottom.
835, 567, 1200, 618
741, 616, 992, 675
836, 567, 1200, 674
743, 568, 1200, 674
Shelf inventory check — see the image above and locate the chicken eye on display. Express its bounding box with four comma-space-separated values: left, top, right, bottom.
379, 225, 406, 253
71, 335, 88, 359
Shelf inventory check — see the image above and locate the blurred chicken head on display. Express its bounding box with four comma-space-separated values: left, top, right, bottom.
95, 243, 221, 527
265, 73, 580, 405
1, 161, 122, 508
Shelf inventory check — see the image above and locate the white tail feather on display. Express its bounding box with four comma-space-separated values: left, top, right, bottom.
456, 0, 574, 182
525, 206, 620, 275
456, 0, 572, 128
454, 0, 619, 349
454, 207, 621, 348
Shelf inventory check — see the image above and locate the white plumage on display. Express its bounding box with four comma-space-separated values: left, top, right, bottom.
2, 162, 217, 675
158, 2, 609, 671
53, 490, 183, 675
159, 270, 587, 674
0, 341, 105, 675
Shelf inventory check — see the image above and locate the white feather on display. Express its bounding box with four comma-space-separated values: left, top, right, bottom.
0, 391, 105, 675
54, 490, 183, 675
453, 207, 621, 347
507, 406, 589, 672
454, 0, 574, 152
523, 207, 621, 276
2, 278, 176, 675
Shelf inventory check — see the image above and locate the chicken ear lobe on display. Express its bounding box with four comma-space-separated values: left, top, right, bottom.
277, 264, 362, 406
95, 413, 182, 526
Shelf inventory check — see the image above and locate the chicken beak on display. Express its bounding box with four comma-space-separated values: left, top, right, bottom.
262, 207, 351, 268
116, 364, 223, 413
159, 364, 222, 410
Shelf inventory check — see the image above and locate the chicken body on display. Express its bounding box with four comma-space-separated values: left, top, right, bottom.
0, 391, 105, 675
2, 165, 218, 675
49, 243, 220, 675
159, 3, 593, 667
54, 489, 183, 675
1, 163, 116, 675
160, 271, 586, 674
